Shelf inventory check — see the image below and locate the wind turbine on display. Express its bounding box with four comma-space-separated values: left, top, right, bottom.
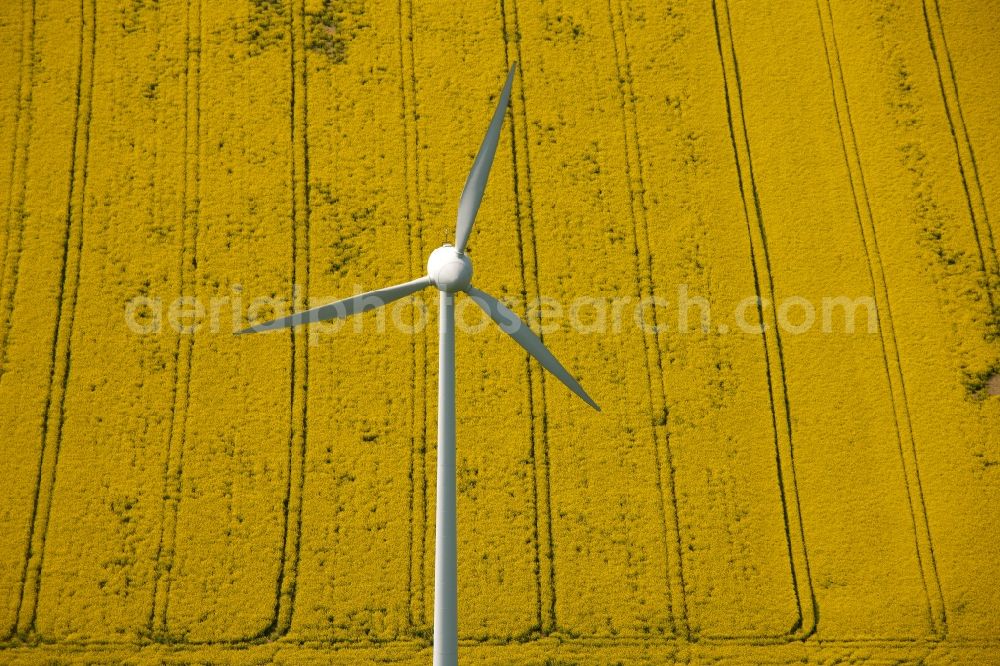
238, 63, 599, 665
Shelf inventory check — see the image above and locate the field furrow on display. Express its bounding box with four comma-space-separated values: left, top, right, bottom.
0, 3, 33, 631
720, 0, 942, 639
287, 0, 417, 641
28, 0, 187, 641
0, 0, 95, 639
147, 0, 201, 639
270, 0, 310, 638
823, 0, 1000, 639
496, 0, 559, 638
158, 0, 297, 641
619, 0, 811, 640
816, 0, 947, 635
397, 0, 431, 630
506, 0, 681, 638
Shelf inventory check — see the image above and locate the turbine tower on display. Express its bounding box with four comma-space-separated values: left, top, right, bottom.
238, 63, 599, 665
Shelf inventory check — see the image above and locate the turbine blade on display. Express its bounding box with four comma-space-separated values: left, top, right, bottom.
454, 63, 516, 254
466, 286, 600, 411
236, 276, 432, 335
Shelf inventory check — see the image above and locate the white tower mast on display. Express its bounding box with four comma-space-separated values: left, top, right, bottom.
435, 289, 457, 664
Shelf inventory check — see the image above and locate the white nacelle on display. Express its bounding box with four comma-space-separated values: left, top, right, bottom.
427, 245, 473, 293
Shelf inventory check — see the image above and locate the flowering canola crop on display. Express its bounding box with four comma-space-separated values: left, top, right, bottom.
0, 0, 998, 662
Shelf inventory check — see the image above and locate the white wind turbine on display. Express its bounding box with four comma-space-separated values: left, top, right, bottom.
238, 63, 599, 665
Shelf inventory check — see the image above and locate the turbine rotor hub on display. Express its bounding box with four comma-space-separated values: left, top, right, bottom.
428, 244, 473, 293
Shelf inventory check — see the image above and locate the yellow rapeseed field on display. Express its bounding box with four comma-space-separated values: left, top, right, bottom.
0, 0, 998, 663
